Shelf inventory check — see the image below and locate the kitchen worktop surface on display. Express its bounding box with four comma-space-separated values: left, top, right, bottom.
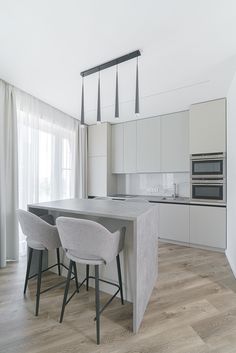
28, 198, 157, 221
107, 194, 226, 207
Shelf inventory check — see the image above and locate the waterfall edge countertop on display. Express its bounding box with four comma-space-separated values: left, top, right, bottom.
28, 198, 159, 334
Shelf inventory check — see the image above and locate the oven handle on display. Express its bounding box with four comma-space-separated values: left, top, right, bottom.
191, 181, 225, 185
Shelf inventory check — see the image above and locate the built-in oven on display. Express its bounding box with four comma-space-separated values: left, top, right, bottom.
191, 152, 225, 179
191, 179, 226, 203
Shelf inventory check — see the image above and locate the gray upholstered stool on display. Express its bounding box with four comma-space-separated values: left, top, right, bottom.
56, 217, 125, 345
17, 209, 77, 316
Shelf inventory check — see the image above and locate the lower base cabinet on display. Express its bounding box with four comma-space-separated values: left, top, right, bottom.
159, 204, 190, 243
159, 203, 226, 250
189, 205, 226, 249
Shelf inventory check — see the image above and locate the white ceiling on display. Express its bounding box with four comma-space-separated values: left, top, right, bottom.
1, 0, 236, 124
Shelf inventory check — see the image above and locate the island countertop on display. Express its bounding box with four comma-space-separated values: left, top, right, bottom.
28, 198, 156, 221
28, 198, 159, 334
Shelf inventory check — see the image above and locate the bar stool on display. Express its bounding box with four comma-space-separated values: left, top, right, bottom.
56, 217, 125, 345
17, 209, 77, 316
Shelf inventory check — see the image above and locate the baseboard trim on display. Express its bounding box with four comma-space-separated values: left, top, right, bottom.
225, 250, 236, 278
159, 238, 225, 253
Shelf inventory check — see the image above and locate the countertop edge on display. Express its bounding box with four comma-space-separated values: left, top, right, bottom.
105, 195, 226, 208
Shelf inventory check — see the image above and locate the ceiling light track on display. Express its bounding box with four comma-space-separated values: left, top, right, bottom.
80, 50, 141, 77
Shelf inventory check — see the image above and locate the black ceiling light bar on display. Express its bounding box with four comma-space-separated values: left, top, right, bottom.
80, 50, 141, 77
79, 50, 141, 125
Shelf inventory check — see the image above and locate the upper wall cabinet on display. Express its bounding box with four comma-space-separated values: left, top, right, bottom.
112, 124, 124, 173
137, 117, 161, 172
88, 123, 107, 157
124, 121, 137, 173
161, 111, 189, 172
189, 98, 226, 154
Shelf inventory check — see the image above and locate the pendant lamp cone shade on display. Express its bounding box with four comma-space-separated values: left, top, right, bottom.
135, 57, 140, 115
81, 76, 85, 125
115, 65, 119, 118
97, 72, 101, 124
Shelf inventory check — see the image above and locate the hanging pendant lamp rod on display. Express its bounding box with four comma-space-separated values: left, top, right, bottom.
80, 50, 141, 77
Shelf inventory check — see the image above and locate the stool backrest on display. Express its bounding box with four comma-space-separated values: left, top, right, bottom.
17, 209, 61, 250
56, 217, 125, 264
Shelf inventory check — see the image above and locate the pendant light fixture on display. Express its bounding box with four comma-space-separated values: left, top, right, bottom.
97, 70, 101, 124
80, 75, 85, 126
115, 64, 119, 118
135, 56, 140, 115
80, 50, 141, 124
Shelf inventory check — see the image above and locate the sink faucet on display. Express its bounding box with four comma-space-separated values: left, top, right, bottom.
172, 183, 178, 198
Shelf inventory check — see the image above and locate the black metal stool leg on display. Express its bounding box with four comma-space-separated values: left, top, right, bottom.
24, 247, 33, 294
35, 250, 43, 316
116, 254, 124, 305
95, 265, 100, 345
60, 260, 73, 323
86, 264, 89, 291
73, 262, 79, 292
56, 248, 61, 276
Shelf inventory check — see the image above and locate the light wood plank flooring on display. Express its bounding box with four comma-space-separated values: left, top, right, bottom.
1, 243, 236, 353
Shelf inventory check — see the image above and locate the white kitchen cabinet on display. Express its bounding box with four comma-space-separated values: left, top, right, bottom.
88, 156, 107, 196
137, 117, 161, 172
190, 205, 226, 249
189, 98, 226, 154
111, 124, 124, 173
124, 121, 137, 173
88, 123, 107, 157
161, 111, 189, 172
159, 204, 190, 243
88, 123, 116, 197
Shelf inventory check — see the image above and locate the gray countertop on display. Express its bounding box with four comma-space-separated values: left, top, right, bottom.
107, 194, 226, 207
28, 198, 157, 221
28, 198, 159, 334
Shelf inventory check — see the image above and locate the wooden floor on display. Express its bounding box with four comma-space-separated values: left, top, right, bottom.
1, 243, 236, 353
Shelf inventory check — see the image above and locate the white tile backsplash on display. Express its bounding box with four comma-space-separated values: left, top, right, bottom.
116, 173, 190, 197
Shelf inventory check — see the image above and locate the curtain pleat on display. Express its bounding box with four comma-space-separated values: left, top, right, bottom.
0, 80, 19, 267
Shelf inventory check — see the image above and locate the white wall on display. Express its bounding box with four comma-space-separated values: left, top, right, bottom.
226, 71, 236, 277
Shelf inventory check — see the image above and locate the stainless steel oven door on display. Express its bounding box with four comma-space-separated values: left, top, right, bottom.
191, 158, 224, 178
191, 180, 225, 203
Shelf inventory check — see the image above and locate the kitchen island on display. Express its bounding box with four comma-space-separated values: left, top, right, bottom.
28, 198, 159, 333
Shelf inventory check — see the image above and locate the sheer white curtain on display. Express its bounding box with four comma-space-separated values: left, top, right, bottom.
0, 80, 19, 267
15, 89, 87, 255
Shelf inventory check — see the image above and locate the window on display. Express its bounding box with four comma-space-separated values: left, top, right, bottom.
17, 105, 78, 256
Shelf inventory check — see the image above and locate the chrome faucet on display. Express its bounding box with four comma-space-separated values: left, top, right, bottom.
172, 183, 178, 198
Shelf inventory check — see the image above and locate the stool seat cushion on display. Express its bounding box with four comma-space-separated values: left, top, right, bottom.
66, 250, 104, 265
27, 239, 46, 251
